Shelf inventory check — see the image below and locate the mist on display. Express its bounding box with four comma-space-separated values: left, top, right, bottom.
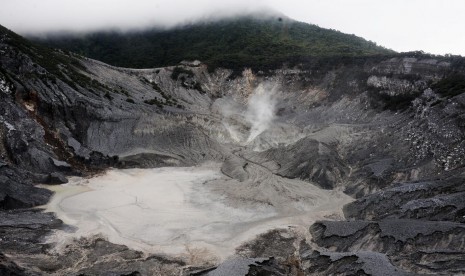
245, 83, 278, 143
0, 0, 274, 34
216, 82, 278, 145
2, 0, 464, 55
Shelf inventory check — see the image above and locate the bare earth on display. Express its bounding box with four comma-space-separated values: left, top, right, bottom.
41, 163, 353, 263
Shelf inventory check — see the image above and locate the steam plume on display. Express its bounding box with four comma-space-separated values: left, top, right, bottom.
245, 83, 277, 143
216, 82, 278, 145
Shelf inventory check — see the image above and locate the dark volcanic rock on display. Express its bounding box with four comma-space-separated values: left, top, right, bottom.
118, 152, 182, 168
191, 257, 290, 276
0, 253, 28, 276
250, 137, 348, 189
310, 219, 465, 274
46, 172, 68, 184
236, 229, 299, 260
311, 219, 465, 251
300, 248, 411, 276
344, 175, 465, 222
0, 209, 62, 255
0, 169, 52, 209
50, 157, 72, 171
11, 236, 188, 276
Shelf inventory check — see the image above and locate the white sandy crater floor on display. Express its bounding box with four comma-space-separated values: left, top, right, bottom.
41, 163, 352, 262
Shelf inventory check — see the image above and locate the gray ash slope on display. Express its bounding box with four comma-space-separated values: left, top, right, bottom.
1, 23, 465, 275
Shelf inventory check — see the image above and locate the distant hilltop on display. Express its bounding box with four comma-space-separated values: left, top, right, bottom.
31, 15, 393, 71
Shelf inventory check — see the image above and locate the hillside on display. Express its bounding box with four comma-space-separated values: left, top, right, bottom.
33, 15, 393, 70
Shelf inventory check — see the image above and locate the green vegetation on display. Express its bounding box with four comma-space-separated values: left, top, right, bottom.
140, 78, 162, 91
144, 96, 180, 109
34, 16, 393, 72
377, 92, 421, 111
144, 98, 163, 108
171, 67, 194, 80
367, 72, 465, 111
143, 84, 182, 109
151, 82, 161, 91
139, 76, 182, 108
104, 92, 112, 100
115, 88, 129, 96
192, 82, 205, 93
432, 74, 465, 98
0, 24, 110, 92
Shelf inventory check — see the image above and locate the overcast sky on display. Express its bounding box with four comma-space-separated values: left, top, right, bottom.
1, 0, 464, 56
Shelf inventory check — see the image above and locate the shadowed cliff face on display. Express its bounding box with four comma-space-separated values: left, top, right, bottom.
1, 25, 465, 275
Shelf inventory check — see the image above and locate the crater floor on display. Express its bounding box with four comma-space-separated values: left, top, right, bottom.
41, 163, 352, 263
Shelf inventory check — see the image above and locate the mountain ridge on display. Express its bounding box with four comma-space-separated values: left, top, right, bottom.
31, 15, 394, 70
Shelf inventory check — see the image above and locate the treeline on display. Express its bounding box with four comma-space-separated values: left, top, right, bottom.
33, 16, 393, 71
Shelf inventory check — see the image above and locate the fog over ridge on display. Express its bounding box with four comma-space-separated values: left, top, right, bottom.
1, 0, 277, 35
1, 0, 464, 55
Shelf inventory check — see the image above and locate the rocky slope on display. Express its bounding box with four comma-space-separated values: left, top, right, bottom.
1, 24, 465, 275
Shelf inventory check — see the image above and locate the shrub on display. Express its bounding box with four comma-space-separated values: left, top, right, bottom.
144, 98, 163, 108
432, 74, 465, 98
193, 82, 205, 93
171, 67, 194, 80
104, 92, 112, 100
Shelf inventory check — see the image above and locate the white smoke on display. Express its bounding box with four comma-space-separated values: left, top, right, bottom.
245, 83, 277, 143
215, 82, 278, 145
213, 97, 247, 143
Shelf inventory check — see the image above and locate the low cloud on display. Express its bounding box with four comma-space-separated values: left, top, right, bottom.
1, 0, 463, 55
0, 0, 274, 34
217, 82, 278, 145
